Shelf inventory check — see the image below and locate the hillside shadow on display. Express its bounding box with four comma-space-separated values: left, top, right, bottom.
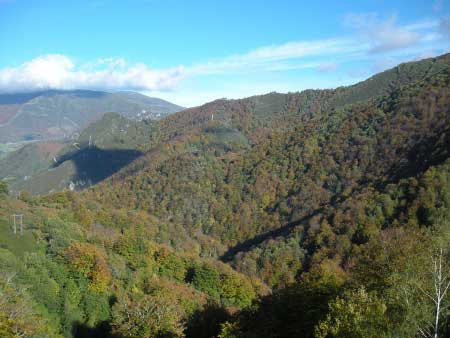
220, 208, 324, 262
225, 277, 339, 338
185, 302, 231, 338
72, 321, 120, 338
54, 146, 143, 186
220, 185, 365, 263
387, 128, 450, 182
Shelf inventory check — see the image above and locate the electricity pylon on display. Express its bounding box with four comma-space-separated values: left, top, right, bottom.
11, 214, 24, 235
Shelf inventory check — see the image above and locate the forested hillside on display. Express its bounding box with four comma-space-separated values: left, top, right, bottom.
80, 54, 450, 285
1, 54, 450, 338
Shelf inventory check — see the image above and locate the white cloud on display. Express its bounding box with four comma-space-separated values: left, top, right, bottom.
236, 39, 351, 62
186, 38, 357, 75
0, 54, 185, 93
344, 13, 421, 53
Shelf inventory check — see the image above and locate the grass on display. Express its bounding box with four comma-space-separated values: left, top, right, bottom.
0, 216, 38, 256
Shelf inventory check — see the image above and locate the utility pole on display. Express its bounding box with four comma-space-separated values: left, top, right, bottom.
11, 214, 23, 235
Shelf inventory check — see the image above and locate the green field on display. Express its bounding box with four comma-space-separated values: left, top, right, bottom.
0, 216, 38, 256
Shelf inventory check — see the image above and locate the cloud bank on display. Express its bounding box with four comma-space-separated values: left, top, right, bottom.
0, 54, 185, 93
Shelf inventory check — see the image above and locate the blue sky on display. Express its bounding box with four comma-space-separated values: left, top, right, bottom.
0, 0, 449, 106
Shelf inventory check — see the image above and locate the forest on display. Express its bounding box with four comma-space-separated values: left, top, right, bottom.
1, 53, 450, 338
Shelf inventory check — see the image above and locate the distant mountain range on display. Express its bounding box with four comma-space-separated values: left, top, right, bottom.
0, 89, 183, 142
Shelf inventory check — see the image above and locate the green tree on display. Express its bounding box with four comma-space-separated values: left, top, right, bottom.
190, 265, 221, 299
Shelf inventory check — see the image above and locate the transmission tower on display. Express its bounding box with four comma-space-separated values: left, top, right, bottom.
11, 214, 24, 235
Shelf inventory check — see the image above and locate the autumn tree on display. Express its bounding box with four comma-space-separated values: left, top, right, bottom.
112, 294, 185, 338
65, 242, 111, 292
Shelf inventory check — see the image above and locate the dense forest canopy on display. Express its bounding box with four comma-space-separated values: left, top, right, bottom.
1, 54, 450, 338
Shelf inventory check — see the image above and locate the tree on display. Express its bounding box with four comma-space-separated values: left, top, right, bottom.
65, 242, 111, 292
411, 248, 450, 338
112, 294, 185, 338
220, 273, 255, 308
389, 221, 450, 338
315, 288, 391, 338
189, 265, 221, 299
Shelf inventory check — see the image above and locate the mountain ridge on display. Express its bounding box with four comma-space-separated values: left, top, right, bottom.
0, 89, 183, 142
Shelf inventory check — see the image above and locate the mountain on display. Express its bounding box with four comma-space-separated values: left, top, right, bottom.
1, 54, 450, 338
0, 89, 183, 143
77, 53, 450, 277
4, 53, 449, 195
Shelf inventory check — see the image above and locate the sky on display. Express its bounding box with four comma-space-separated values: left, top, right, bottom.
0, 0, 449, 107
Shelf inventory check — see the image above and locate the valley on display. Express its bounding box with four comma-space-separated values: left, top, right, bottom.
1, 53, 450, 337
